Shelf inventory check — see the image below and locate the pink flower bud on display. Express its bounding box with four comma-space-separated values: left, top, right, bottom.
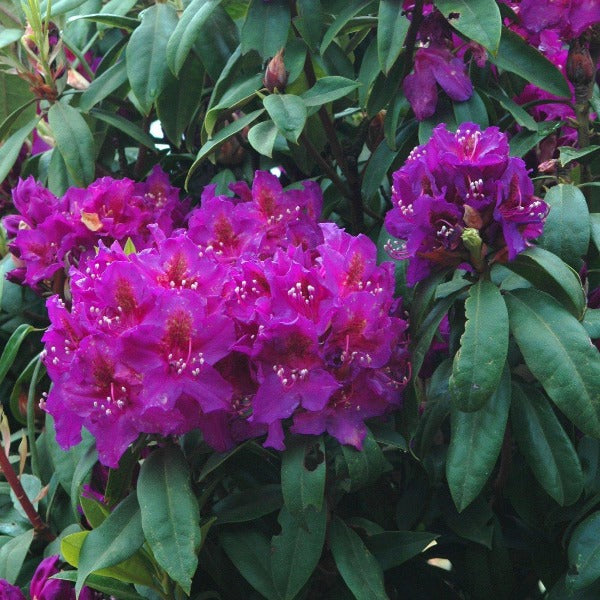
263, 48, 288, 93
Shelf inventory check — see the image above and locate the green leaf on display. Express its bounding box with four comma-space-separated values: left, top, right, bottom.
505, 288, 600, 439
501, 246, 586, 320
220, 528, 279, 600
447, 366, 511, 512
511, 383, 583, 506
539, 184, 590, 267
9, 474, 41, 521
166, 0, 224, 76
263, 94, 307, 143
484, 87, 538, 130
591, 213, 600, 254
0, 529, 34, 583
51, 572, 145, 600
138, 445, 201, 595
491, 27, 570, 98
186, 108, 265, 186
509, 121, 561, 157
0, 118, 38, 184
89, 108, 156, 150
70, 442, 99, 517
0, 323, 35, 389
212, 484, 283, 524
0, 29, 22, 48
377, 0, 410, 74
66, 13, 139, 30
584, 309, 600, 340
568, 512, 600, 590
452, 91, 489, 128
248, 120, 279, 157
76, 493, 145, 595
281, 436, 326, 522
340, 428, 391, 492
61, 530, 155, 587
434, 0, 501, 52
329, 517, 388, 600
295, 0, 324, 51
0, 72, 37, 137
320, 0, 375, 55
126, 3, 178, 115
450, 280, 508, 412
79, 60, 129, 113
365, 531, 439, 570
271, 506, 327, 600
559, 145, 600, 167
80, 496, 110, 529
301, 76, 361, 112
48, 103, 95, 186
241, 0, 291, 58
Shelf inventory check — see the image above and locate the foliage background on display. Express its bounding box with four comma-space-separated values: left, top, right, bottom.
0, 0, 599, 599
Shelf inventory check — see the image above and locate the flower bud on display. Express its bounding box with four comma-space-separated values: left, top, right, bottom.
263, 48, 288, 93
461, 227, 482, 254
567, 38, 595, 99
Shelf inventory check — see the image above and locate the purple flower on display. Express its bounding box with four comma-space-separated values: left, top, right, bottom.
385, 123, 548, 284
0, 580, 24, 600
518, 0, 600, 39
404, 45, 473, 120
28, 555, 95, 600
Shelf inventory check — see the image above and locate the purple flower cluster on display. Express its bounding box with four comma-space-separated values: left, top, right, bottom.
41, 171, 410, 467
0, 555, 95, 600
3, 166, 187, 290
384, 122, 548, 285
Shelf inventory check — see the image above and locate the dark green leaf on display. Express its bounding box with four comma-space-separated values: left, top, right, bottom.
502, 246, 586, 319
509, 121, 561, 157
0, 529, 34, 583
340, 429, 391, 492
79, 60, 128, 113
263, 94, 307, 143
321, 0, 375, 55
484, 87, 538, 130
220, 528, 279, 600
241, 0, 291, 58
329, 517, 388, 600
90, 108, 156, 150
491, 27, 570, 98
505, 288, 600, 439
511, 383, 583, 506
126, 3, 178, 115
559, 145, 600, 167
301, 76, 361, 112
0, 323, 35, 389
377, 0, 410, 74
591, 213, 600, 254
52, 572, 145, 600
452, 91, 489, 128
138, 446, 201, 594
568, 512, 600, 590
66, 13, 139, 30
447, 367, 511, 511
48, 103, 95, 186
166, 0, 224, 76
281, 436, 326, 521
157, 54, 204, 146
295, 0, 324, 51
0, 118, 38, 184
76, 493, 145, 595
271, 506, 327, 600
365, 531, 439, 570
187, 108, 265, 186
584, 309, 600, 340
539, 184, 590, 267
212, 484, 283, 524
80, 496, 110, 529
450, 280, 508, 411
435, 0, 501, 52
361, 139, 397, 202
248, 120, 279, 157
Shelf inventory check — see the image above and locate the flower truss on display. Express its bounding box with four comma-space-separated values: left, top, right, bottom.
12, 171, 413, 467
384, 122, 548, 285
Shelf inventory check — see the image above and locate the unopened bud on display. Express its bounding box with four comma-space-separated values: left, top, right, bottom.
264, 48, 288, 93
567, 38, 595, 100
463, 205, 483, 229
367, 110, 386, 151
461, 227, 482, 254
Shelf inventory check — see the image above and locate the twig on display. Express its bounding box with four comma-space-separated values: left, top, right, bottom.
0, 442, 55, 541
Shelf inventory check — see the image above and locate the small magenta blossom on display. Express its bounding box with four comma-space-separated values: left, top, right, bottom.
41, 171, 410, 464
385, 123, 548, 285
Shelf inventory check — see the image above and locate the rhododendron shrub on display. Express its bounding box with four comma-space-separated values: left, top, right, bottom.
0, 1, 599, 599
